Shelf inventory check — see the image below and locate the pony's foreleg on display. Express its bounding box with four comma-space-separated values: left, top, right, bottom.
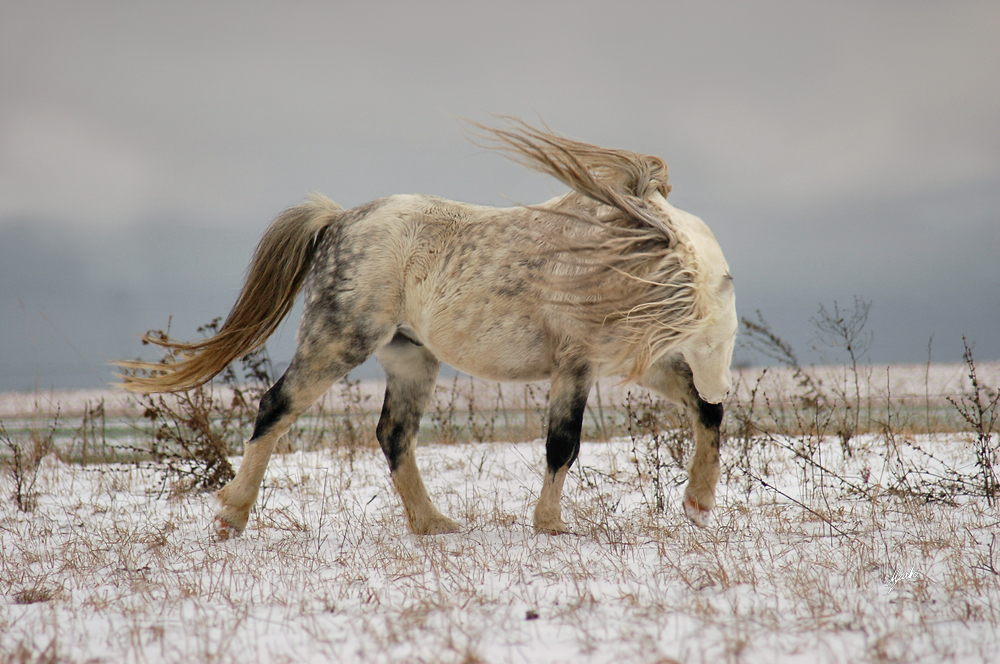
533, 364, 592, 534
683, 398, 723, 527
375, 336, 459, 534
639, 357, 723, 527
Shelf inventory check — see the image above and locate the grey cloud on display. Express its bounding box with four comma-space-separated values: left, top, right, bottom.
1, 1, 997, 389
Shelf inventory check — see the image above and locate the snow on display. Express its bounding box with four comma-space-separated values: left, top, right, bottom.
3, 430, 1000, 663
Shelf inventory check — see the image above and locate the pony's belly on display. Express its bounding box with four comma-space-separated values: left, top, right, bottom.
404, 280, 556, 381
439, 351, 551, 383
418, 324, 553, 383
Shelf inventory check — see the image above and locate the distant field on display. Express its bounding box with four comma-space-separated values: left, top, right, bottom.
2, 362, 998, 456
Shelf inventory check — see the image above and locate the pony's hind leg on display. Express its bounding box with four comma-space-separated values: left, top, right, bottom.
533, 363, 593, 534
640, 357, 723, 527
215, 330, 388, 538
215, 372, 318, 537
375, 333, 460, 534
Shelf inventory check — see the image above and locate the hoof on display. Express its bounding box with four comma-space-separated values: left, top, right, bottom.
411, 513, 461, 535
213, 516, 243, 540
534, 518, 571, 535
683, 496, 713, 528
213, 499, 249, 539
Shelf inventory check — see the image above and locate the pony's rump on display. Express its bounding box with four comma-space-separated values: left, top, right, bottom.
117, 194, 345, 393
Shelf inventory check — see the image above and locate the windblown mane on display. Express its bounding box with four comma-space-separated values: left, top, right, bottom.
473, 118, 714, 379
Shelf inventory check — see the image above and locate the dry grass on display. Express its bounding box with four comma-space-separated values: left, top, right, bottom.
2, 421, 1000, 663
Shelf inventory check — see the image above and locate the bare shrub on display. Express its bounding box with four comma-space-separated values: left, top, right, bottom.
325, 376, 376, 462
810, 296, 873, 455
1, 413, 57, 512
137, 387, 236, 494
123, 318, 277, 494
735, 306, 1000, 511
739, 299, 874, 452
430, 375, 464, 444
465, 377, 497, 444
70, 398, 107, 464
625, 389, 690, 512
738, 311, 833, 492
741, 309, 826, 412
725, 368, 771, 496
948, 337, 1000, 505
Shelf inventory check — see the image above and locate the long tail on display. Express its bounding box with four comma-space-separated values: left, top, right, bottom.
117, 194, 345, 393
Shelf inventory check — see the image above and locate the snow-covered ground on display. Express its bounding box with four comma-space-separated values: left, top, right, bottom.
3, 431, 999, 663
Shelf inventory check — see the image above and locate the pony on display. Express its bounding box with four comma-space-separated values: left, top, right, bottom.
119, 119, 737, 537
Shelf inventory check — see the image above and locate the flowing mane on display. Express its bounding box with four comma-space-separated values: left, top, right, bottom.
473, 119, 715, 379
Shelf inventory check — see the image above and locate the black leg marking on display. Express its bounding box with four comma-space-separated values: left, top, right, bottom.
534, 363, 593, 533
696, 398, 724, 438
673, 356, 724, 446
376, 383, 424, 472
374, 339, 440, 472
545, 400, 588, 473
251, 374, 290, 440
545, 365, 593, 474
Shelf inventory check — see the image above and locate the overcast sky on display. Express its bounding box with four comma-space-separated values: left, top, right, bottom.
1, 1, 998, 391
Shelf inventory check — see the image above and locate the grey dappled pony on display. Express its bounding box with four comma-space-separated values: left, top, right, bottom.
120, 120, 737, 537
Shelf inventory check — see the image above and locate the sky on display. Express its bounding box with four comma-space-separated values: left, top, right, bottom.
1, 1, 998, 391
